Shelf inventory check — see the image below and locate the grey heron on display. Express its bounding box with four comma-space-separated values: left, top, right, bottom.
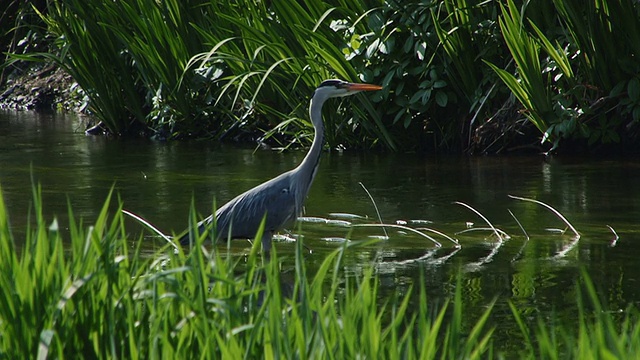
178, 79, 382, 252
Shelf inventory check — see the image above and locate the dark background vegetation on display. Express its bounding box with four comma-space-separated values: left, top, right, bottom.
2, 0, 640, 154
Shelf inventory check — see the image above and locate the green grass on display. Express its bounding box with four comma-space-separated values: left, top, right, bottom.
485, 0, 552, 138
0, 183, 491, 358
21, 0, 393, 148
1, 184, 640, 358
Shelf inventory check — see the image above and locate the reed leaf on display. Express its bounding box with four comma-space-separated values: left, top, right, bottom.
487, 0, 553, 137
2, 183, 640, 357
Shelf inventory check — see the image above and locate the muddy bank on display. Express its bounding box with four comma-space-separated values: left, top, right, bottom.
0, 63, 82, 112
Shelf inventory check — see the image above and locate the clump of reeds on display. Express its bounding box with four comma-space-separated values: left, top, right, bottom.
1, 184, 639, 359
0, 184, 494, 358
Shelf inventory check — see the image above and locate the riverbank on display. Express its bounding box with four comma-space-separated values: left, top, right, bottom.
3, 0, 640, 155
0, 62, 80, 112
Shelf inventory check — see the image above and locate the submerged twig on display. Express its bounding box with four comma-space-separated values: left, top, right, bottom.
359, 182, 388, 239
607, 225, 619, 247
454, 201, 508, 267
122, 209, 178, 250
454, 201, 507, 240
553, 235, 580, 259
415, 227, 460, 248
470, 236, 505, 267
326, 219, 352, 227
508, 209, 530, 262
328, 212, 366, 220
298, 216, 329, 223
455, 227, 511, 239
352, 223, 441, 247
430, 247, 461, 265
508, 209, 529, 240
378, 247, 460, 267
383, 248, 439, 266
508, 195, 580, 238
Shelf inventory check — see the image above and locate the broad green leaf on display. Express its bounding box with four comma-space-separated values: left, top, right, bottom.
436, 91, 448, 107
628, 78, 640, 102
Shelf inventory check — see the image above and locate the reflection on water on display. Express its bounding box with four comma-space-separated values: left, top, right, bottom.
2, 110, 640, 350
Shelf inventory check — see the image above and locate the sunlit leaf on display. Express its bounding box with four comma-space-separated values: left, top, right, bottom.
416, 41, 427, 61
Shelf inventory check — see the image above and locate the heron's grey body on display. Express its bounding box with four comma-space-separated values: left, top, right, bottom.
178, 80, 381, 251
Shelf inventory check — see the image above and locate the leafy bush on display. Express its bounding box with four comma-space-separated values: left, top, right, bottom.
9, 0, 640, 152
487, 0, 640, 151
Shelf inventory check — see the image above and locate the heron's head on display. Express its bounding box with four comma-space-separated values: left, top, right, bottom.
314, 79, 383, 100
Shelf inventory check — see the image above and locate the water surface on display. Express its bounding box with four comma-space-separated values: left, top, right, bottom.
2, 110, 640, 353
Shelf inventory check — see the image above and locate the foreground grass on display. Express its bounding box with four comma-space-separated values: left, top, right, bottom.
1, 185, 640, 358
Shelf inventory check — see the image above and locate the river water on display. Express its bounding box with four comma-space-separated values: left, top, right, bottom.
2, 110, 640, 352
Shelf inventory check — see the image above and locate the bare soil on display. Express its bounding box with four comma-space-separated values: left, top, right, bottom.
0, 63, 82, 112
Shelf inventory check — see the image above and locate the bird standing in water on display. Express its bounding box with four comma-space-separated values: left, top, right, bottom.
178, 80, 382, 252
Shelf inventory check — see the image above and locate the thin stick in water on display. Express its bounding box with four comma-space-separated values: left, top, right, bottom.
359, 182, 388, 238
607, 225, 619, 247
453, 201, 506, 240
508, 208, 529, 240
508, 195, 580, 238
509, 208, 530, 262
455, 227, 510, 239
122, 209, 178, 250
352, 223, 441, 247
415, 227, 460, 247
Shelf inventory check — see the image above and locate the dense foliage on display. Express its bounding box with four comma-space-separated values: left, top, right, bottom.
2, 186, 640, 358
2, 0, 640, 153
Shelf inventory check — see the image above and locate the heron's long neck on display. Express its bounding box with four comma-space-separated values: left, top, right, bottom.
296, 95, 326, 196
